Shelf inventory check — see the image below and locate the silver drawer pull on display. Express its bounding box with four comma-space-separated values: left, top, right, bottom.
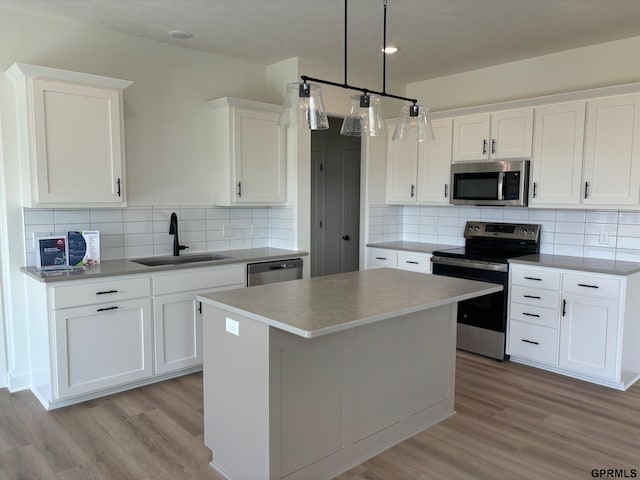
521, 339, 540, 345
577, 283, 599, 289
97, 306, 119, 312
524, 276, 542, 281
523, 295, 541, 299
522, 312, 540, 318
406, 261, 419, 264
375, 257, 387, 260
96, 290, 118, 295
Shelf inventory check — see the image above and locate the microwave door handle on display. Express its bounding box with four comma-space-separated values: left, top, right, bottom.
497, 172, 505, 200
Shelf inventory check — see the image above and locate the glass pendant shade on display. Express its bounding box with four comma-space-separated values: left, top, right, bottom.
392, 104, 435, 142
340, 94, 386, 137
278, 82, 329, 130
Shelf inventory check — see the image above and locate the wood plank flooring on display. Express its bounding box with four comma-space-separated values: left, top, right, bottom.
1, 352, 639, 479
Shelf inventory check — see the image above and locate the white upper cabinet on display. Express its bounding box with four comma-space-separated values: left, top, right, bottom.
385, 120, 418, 203
208, 97, 286, 206
582, 94, 640, 206
530, 102, 586, 205
452, 108, 533, 162
417, 118, 453, 204
386, 118, 452, 205
6, 63, 131, 207
530, 94, 640, 208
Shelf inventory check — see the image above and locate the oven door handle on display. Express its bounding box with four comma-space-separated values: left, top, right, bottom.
497, 171, 505, 201
431, 256, 508, 273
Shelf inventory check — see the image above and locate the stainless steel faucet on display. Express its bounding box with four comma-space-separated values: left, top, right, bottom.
169, 212, 188, 256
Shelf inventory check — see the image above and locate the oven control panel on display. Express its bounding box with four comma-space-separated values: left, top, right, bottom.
464, 222, 540, 241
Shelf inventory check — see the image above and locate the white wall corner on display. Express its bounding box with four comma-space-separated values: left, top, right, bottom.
265, 57, 301, 105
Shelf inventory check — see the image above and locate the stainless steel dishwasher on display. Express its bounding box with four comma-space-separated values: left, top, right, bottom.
246, 258, 303, 286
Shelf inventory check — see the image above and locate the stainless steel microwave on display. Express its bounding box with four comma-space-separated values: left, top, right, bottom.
450, 159, 530, 206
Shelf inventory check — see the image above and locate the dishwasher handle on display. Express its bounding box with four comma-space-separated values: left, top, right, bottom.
247, 258, 303, 287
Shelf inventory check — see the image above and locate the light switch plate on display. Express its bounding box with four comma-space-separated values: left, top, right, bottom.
226, 317, 239, 336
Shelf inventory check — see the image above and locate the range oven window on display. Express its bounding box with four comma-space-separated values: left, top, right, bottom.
454, 172, 499, 200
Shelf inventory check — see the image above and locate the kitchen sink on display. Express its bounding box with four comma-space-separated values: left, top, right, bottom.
132, 253, 231, 267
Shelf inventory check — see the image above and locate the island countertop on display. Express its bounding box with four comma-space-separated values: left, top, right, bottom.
198, 268, 502, 338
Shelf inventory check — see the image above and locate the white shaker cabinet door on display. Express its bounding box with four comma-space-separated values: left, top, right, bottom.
417, 118, 452, 204
53, 298, 152, 399
583, 94, 640, 206
32, 78, 125, 205
386, 122, 418, 203
559, 293, 619, 380
490, 108, 533, 160
452, 114, 490, 162
530, 102, 586, 205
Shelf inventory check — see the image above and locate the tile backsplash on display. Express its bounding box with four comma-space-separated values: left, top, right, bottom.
369, 205, 640, 263
23, 205, 294, 266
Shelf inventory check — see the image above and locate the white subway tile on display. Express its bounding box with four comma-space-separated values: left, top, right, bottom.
555, 222, 585, 234
404, 206, 421, 216
438, 206, 458, 217
369, 224, 383, 235
25, 225, 54, 238
584, 223, 618, 236
90, 209, 123, 224
554, 233, 584, 246
101, 247, 124, 261
179, 207, 206, 221
437, 216, 458, 227
583, 246, 616, 260
154, 243, 173, 256
24, 209, 54, 225
528, 209, 556, 221
419, 234, 438, 243
403, 224, 420, 234
618, 211, 640, 224
229, 238, 252, 249
584, 234, 616, 248
539, 243, 554, 254
123, 207, 152, 222
369, 206, 385, 217
152, 208, 178, 223
617, 224, 640, 237
404, 233, 420, 242
503, 208, 529, 221
419, 206, 438, 217
369, 216, 384, 226
207, 207, 230, 220
124, 221, 153, 235
206, 230, 224, 241
101, 235, 124, 248
54, 224, 90, 235
90, 223, 124, 235
207, 219, 227, 231
438, 226, 460, 237
438, 235, 461, 246
368, 234, 385, 243
419, 215, 438, 226
207, 240, 231, 252
54, 209, 91, 224
124, 234, 153, 247
252, 207, 270, 219
615, 249, 640, 262
153, 233, 172, 245
616, 237, 640, 250
252, 218, 269, 229
25, 252, 36, 266
184, 242, 207, 253
252, 238, 270, 248
420, 224, 437, 235
556, 209, 586, 222
230, 208, 253, 219
480, 207, 504, 220
585, 210, 618, 224
181, 219, 206, 232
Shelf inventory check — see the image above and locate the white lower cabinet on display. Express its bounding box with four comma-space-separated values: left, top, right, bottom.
54, 297, 152, 399
508, 264, 640, 390
367, 247, 431, 273
151, 264, 245, 375
27, 263, 246, 409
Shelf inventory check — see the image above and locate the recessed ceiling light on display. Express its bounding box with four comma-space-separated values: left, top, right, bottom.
169, 30, 193, 40
381, 45, 399, 54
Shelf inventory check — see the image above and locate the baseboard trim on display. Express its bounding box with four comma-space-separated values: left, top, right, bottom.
7, 372, 30, 392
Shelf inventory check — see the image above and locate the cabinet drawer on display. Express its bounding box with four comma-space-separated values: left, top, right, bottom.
562, 273, 620, 299
510, 285, 560, 309
152, 264, 245, 295
511, 267, 560, 290
368, 249, 398, 268
510, 302, 559, 329
51, 276, 151, 309
397, 253, 431, 273
508, 320, 558, 365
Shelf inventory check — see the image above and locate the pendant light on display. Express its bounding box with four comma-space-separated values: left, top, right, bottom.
278, 0, 432, 142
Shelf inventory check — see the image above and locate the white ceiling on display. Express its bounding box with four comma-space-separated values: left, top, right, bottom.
3, 0, 640, 83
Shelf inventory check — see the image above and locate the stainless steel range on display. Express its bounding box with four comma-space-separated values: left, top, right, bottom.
431, 221, 541, 360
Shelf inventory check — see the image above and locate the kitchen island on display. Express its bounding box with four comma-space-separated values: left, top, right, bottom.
197, 268, 502, 480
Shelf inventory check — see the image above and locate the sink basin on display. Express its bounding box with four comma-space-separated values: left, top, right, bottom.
132, 253, 230, 267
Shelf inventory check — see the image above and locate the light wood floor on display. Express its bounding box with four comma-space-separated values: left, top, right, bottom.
1, 352, 639, 479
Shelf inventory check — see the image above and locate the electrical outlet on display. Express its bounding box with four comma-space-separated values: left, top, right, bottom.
599, 231, 609, 244
223, 225, 232, 237
225, 317, 239, 336
32, 232, 53, 248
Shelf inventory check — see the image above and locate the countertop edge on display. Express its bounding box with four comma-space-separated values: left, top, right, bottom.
198, 283, 502, 338
22, 248, 309, 283
366, 242, 458, 254
509, 254, 640, 276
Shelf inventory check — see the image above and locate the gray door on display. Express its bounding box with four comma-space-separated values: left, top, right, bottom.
311, 117, 361, 277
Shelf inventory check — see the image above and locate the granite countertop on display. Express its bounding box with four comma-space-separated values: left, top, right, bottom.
367, 241, 459, 254
510, 254, 640, 276
22, 247, 308, 282
198, 268, 502, 338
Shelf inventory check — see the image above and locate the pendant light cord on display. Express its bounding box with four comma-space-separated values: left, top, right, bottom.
300, 0, 418, 105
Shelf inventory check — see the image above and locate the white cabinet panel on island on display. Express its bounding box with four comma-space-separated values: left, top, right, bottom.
508, 264, 640, 390
5, 63, 131, 207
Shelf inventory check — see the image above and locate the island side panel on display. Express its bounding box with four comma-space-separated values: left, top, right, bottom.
202, 304, 271, 479
273, 304, 457, 480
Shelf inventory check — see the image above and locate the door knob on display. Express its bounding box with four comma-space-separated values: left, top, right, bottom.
342, 235, 350, 241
